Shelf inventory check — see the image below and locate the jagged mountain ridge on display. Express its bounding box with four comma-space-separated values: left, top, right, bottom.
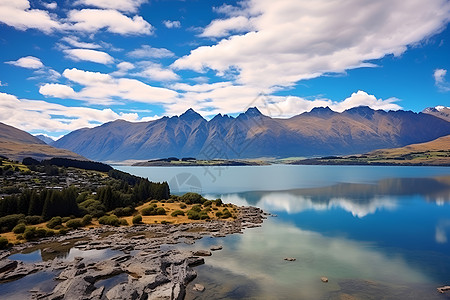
52, 106, 450, 161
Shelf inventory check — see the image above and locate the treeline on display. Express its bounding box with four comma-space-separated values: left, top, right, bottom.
0, 169, 170, 232
23, 157, 112, 172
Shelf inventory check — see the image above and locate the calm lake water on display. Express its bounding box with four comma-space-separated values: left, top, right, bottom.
117, 165, 450, 299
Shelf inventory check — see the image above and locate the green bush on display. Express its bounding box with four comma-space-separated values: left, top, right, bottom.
180, 192, 205, 205
132, 214, 142, 225
23, 227, 36, 240
62, 217, 71, 223
81, 214, 92, 226
171, 210, 185, 217
187, 210, 200, 220
0, 237, 9, 249
112, 207, 134, 217
120, 219, 129, 226
66, 218, 83, 229
12, 223, 26, 234
203, 200, 212, 207
25, 215, 43, 225
47, 217, 62, 229
59, 228, 69, 235
98, 215, 120, 226
221, 209, 232, 219
0, 214, 25, 233
156, 207, 166, 215
215, 211, 223, 218
191, 205, 202, 212
179, 203, 187, 209
35, 228, 48, 238
214, 199, 223, 206
142, 206, 156, 216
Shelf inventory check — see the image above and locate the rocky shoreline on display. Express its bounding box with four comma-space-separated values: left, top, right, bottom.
0, 206, 267, 300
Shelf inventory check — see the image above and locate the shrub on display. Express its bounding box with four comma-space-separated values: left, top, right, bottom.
199, 212, 210, 220
47, 217, 62, 229
187, 210, 200, 220
214, 199, 223, 206
35, 228, 48, 238
203, 200, 212, 207
142, 206, 156, 216
46, 230, 55, 237
215, 211, 223, 218
191, 205, 202, 212
23, 227, 36, 240
62, 217, 71, 223
221, 209, 232, 219
179, 203, 187, 209
0, 214, 25, 233
25, 215, 43, 225
156, 207, 166, 215
180, 193, 205, 205
150, 199, 158, 204
98, 215, 120, 226
171, 210, 185, 217
120, 219, 129, 226
66, 218, 83, 229
132, 215, 142, 225
0, 237, 9, 249
59, 228, 69, 235
12, 223, 26, 234
112, 207, 134, 217
81, 214, 92, 226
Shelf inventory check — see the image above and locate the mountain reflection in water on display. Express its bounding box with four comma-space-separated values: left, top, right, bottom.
220, 176, 450, 218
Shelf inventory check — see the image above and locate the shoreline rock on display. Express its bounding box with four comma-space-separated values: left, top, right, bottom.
0, 206, 266, 300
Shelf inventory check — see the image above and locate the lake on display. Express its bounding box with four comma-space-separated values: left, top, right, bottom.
117, 165, 450, 299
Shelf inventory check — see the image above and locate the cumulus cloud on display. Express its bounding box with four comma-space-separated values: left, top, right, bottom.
128, 45, 174, 59
74, 0, 148, 13
42, 2, 57, 10
64, 48, 114, 64
0, 0, 61, 33
67, 9, 153, 35
61, 36, 101, 49
174, 0, 450, 90
134, 62, 180, 81
6, 56, 44, 69
0, 91, 141, 135
39, 83, 76, 98
163, 20, 181, 29
39, 68, 178, 105
434, 68, 450, 91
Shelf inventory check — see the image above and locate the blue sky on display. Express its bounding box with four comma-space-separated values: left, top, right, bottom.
0, 0, 449, 139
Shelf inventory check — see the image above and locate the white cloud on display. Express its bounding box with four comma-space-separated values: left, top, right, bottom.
64, 48, 114, 64
67, 9, 153, 35
163, 20, 181, 29
128, 45, 174, 59
134, 62, 180, 82
0, 91, 140, 135
39, 83, 76, 98
0, 0, 61, 33
61, 36, 101, 49
43, 2, 57, 10
6, 56, 44, 69
39, 68, 178, 105
111, 61, 135, 76
200, 16, 253, 38
74, 0, 148, 13
434, 68, 450, 91
174, 0, 450, 90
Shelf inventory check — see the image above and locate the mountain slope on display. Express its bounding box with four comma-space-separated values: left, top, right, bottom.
423, 106, 450, 122
0, 122, 85, 161
35, 134, 55, 145
52, 106, 450, 161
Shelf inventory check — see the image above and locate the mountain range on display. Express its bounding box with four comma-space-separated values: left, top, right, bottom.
0, 122, 84, 161
51, 106, 450, 162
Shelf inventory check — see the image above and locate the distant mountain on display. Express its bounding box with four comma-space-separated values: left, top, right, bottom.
423, 106, 450, 122
35, 134, 54, 145
0, 122, 85, 162
52, 106, 450, 161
